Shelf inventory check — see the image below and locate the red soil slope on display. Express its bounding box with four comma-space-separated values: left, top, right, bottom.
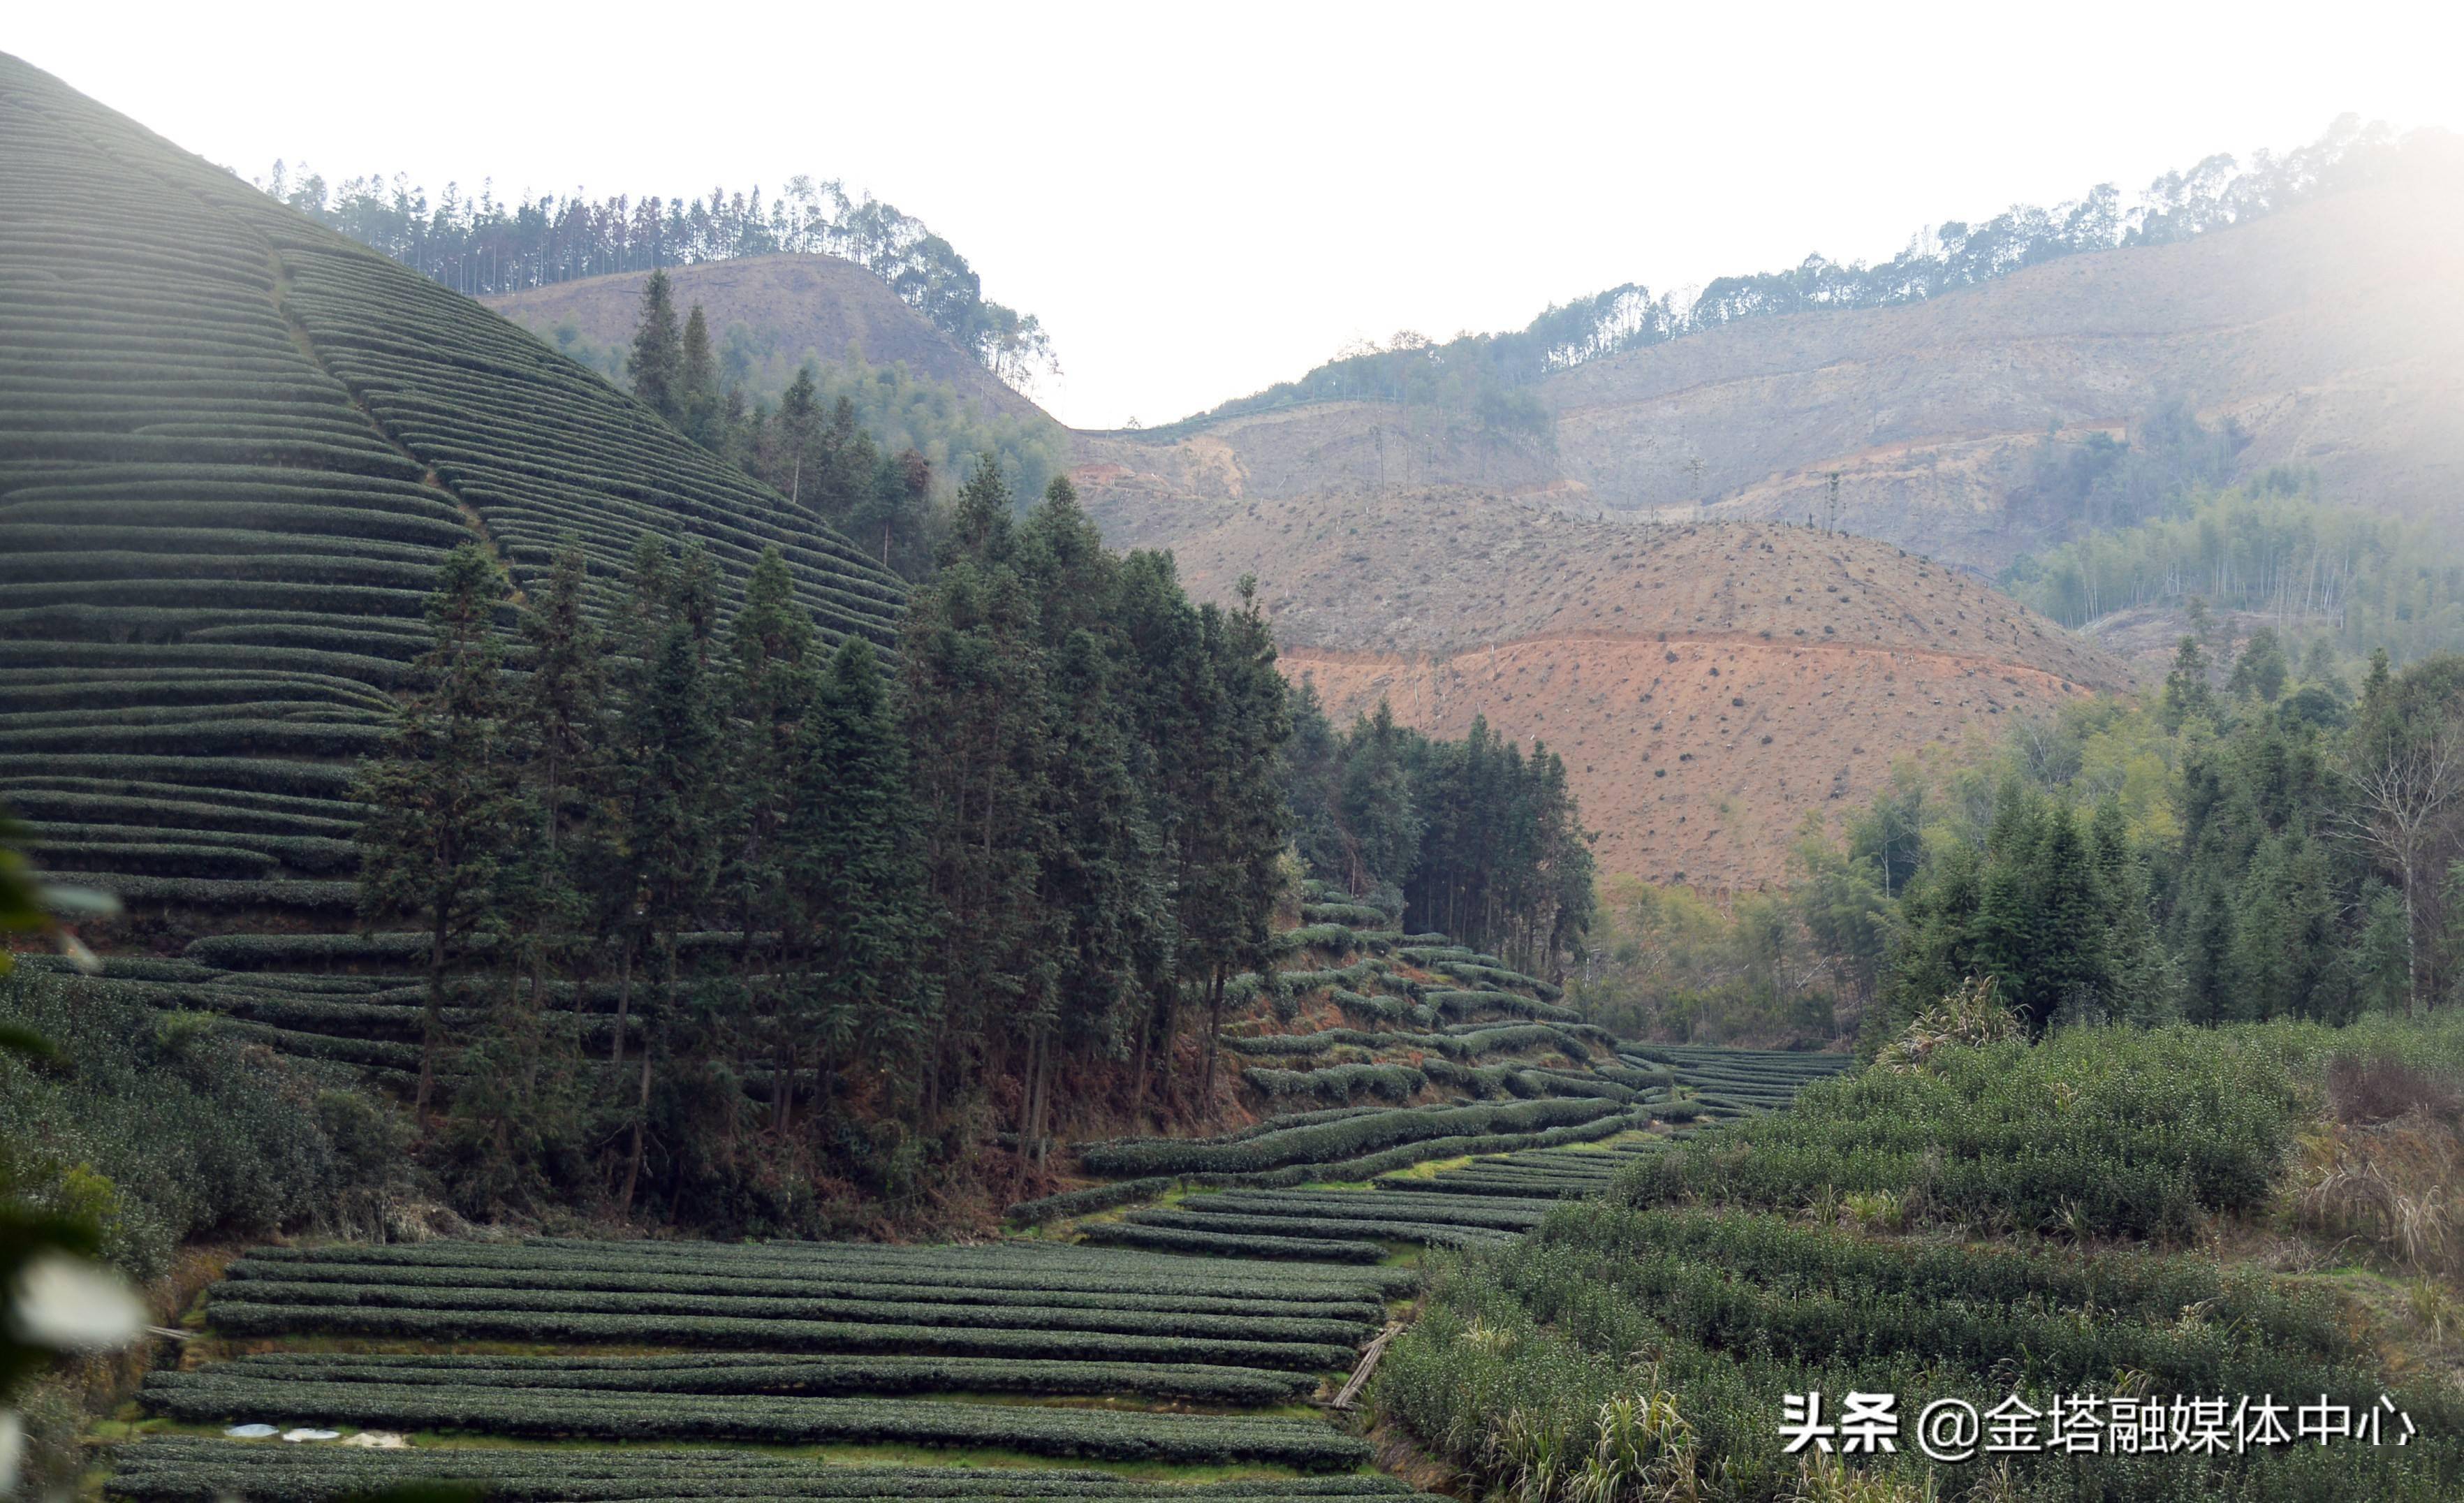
1154, 490, 2134, 888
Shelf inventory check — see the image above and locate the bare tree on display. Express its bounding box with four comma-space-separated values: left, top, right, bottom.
2339, 721, 2464, 1016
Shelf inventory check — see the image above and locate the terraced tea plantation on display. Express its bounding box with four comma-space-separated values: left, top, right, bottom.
0, 52, 901, 948
106, 902, 1853, 1499
124, 1238, 1405, 1488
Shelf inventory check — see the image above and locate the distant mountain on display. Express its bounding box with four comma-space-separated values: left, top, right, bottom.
1064, 168, 2461, 887
1078, 159, 2464, 575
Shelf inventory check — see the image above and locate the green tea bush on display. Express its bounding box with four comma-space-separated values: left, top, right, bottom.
1121, 1208, 1516, 1249
24, 837, 278, 879
204, 1299, 1356, 1371
1245, 1062, 1425, 1101
1078, 1097, 1622, 1176
228, 1258, 1379, 1321
105, 1437, 1431, 1500
1178, 1189, 1555, 1233
1277, 958, 1387, 994
1075, 1223, 1388, 1262
1377, 1205, 2464, 1502
166, 1349, 1318, 1404
140, 1374, 1374, 1466
1301, 901, 1393, 928
1618, 1026, 2314, 1238
237, 1236, 1399, 1302
1277, 922, 1358, 954
1330, 985, 1409, 1023
1433, 960, 1562, 999
15, 873, 358, 911
212, 1276, 1368, 1344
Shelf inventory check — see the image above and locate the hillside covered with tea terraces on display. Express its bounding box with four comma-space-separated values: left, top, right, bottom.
0, 51, 905, 928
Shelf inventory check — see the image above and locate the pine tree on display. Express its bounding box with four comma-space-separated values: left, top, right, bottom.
946, 454, 1014, 564
512, 538, 608, 854
581, 536, 726, 1213
2227, 625, 2290, 703
1282, 681, 1348, 881
716, 548, 816, 1131
845, 448, 937, 581
355, 543, 531, 1117
2229, 835, 2296, 1020
626, 270, 684, 422
1342, 703, 1421, 897
902, 465, 1050, 1127
812, 395, 877, 525
1014, 479, 1150, 1151
1191, 576, 1291, 1098
786, 639, 938, 1138
2030, 807, 2112, 1028
762, 365, 824, 504
2160, 636, 2215, 731
678, 305, 721, 447
619, 604, 722, 1211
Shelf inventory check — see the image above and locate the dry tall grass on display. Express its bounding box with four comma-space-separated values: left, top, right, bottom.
2287, 1053, 2463, 1281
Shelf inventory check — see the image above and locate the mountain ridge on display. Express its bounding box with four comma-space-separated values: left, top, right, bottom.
1073, 161, 2464, 571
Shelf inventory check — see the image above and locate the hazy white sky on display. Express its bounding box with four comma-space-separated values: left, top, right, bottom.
13, 3, 2459, 427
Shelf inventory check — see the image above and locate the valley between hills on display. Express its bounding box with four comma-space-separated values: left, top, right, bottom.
8, 45, 2464, 1503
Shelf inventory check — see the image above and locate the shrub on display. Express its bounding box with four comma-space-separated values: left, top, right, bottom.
0, 971, 409, 1277
1245, 1062, 1425, 1101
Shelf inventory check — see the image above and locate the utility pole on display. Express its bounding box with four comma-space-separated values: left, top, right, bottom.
1826, 471, 1842, 533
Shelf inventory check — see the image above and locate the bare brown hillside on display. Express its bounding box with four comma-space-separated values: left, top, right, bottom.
1078, 165, 2464, 572
1160, 490, 2134, 888
484, 253, 1046, 423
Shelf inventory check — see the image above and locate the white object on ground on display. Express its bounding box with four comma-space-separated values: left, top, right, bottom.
281, 1428, 341, 1442
344, 1431, 410, 1449
223, 1424, 278, 1439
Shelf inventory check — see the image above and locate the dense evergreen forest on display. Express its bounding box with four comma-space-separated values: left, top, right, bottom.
1580, 640, 2464, 1048
256, 163, 1057, 388
332, 456, 1300, 1228
1181, 117, 2450, 429
1283, 691, 1593, 975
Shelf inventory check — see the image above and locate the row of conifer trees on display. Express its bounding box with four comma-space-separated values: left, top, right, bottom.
355, 467, 1287, 1231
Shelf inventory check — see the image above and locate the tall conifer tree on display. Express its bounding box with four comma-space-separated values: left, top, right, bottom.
626, 270, 684, 421
355, 543, 529, 1117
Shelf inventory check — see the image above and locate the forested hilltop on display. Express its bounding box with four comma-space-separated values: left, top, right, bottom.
255, 161, 1058, 388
